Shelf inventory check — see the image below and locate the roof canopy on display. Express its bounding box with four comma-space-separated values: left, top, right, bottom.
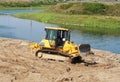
45, 27, 69, 31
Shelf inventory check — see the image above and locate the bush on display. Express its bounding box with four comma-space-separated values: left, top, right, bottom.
60, 3, 73, 9
0, 1, 60, 7
69, 10, 80, 14
83, 3, 108, 15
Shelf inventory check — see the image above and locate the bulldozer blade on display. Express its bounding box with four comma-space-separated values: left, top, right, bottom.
79, 44, 91, 53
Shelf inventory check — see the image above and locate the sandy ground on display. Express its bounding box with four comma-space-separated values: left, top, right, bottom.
0, 38, 120, 82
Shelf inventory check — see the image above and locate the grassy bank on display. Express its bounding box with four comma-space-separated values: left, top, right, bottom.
13, 11, 120, 35
0, 0, 64, 7
51, 2, 120, 16
0, 0, 64, 10
0, 5, 51, 10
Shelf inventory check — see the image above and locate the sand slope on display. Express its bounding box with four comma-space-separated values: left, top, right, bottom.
0, 38, 120, 82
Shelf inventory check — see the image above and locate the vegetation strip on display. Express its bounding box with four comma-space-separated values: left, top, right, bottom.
13, 11, 120, 35
0, 0, 64, 10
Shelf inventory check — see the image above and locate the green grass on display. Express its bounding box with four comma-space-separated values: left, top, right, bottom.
0, 1, 58, 7
60, 3, 73, 9
83, 3, 108, 15
0, 0, 61, 10
12, 11, 120, 36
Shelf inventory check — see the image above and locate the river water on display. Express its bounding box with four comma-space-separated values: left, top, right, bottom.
0, 10, 120, 54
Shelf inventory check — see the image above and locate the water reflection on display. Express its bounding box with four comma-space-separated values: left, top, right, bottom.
0, 15, 58, 41
71, 30, 120, 54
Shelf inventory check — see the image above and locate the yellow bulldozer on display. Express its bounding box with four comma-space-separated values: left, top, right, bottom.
30, 27, 93, 63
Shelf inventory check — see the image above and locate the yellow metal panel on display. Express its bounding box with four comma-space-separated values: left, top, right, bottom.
63, 41, 80, 57
30, 43, 42, 51
40, 38, 55, 49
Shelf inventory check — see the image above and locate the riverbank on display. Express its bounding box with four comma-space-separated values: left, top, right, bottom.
13, 11, 120, 35
0, 0, 63, 10
0, 0, 62, 10
12, 2, 120, 35
0, 37, 120, 82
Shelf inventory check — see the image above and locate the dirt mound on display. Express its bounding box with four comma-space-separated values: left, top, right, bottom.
0, 38, 120, 82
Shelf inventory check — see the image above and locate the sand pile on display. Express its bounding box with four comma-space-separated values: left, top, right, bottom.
0, 38, 120, 82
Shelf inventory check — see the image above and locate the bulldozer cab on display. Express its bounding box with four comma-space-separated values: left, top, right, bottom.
45, 27, 70, 47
